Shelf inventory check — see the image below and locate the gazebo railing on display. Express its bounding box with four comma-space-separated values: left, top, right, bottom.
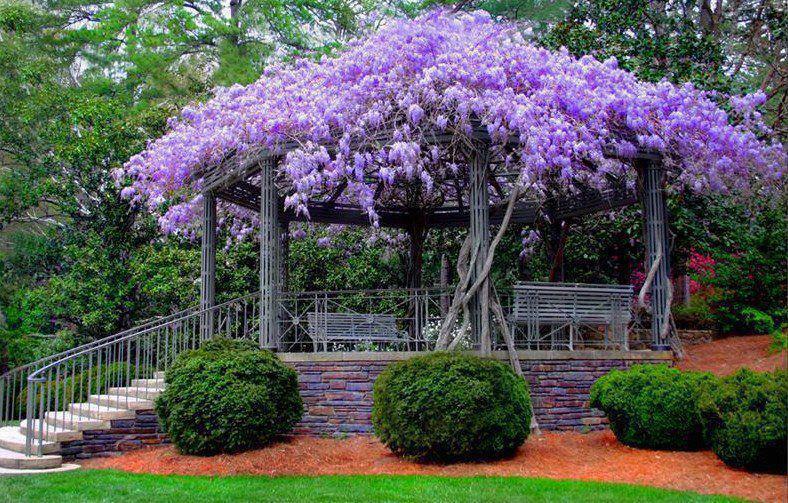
277, 287, 455, 352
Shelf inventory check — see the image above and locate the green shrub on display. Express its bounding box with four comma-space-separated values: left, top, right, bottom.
698, 369, 787, 472
768, 324, 787, 354
371, 352, 531, 461
739, 307, 775, 335
672, 297, 716, 330
590, 364, 714, 450
155, 338, 303, 455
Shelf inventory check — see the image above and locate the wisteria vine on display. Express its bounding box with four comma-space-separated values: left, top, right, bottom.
117, 10, 785, 239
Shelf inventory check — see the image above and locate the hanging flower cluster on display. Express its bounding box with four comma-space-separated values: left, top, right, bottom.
117, 10, 785, 238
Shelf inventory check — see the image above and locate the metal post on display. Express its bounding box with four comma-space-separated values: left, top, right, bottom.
200, 191, 217, 341
639, 158, 672, 350
469, 143, 491, 353
259, 158, 281, 349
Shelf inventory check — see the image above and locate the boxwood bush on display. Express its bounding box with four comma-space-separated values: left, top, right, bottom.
155, 338, 302, 455
590, 364, 714, 450
371, 352, 531, 461
698, 369, 787, 472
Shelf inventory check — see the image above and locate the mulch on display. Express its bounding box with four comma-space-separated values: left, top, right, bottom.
82, 431, 787, 503
677, 334, 786, 375
82, 335, 787, 502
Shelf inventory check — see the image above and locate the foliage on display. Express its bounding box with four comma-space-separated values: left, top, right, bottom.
372, 352, 531, 461
672, 297, 715, 331
590, 364, 714, 450
698, 369, 787, 472
542, 0, 726, 90
768, 324, 788, 354
703, 208, 787, 333
155, 338, 302, 455
287, 226, 403, 292
542, 0, 786, 137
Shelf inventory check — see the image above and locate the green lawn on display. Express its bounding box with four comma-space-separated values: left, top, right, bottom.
0, 470, 744, 503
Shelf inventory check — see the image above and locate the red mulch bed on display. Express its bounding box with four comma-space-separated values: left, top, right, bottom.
677, 334, 786, 375
83, 431, 787, 503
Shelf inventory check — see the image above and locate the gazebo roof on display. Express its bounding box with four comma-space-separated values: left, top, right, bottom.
203, 121, 646, 228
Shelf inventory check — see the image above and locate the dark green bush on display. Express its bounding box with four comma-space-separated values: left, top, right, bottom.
739, 307, 775, 335
156, 338, 303, 455
672, 297, 716, 330
590, 364, 714, 450
371, 352, 531, 461
698, 369, 787, 472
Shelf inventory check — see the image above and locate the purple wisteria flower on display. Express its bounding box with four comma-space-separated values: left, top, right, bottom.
119, 10, 786, 239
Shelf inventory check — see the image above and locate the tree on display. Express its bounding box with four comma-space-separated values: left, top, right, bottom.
543, 0, 786, 137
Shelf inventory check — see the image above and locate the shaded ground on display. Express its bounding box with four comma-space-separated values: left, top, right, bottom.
83, 431, 786, 503
677, 334, 786, 375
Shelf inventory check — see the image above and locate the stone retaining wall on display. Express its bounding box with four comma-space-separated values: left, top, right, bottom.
61, 350, 672, 459
677, 329, 715, 346
280, 350, 672, 435
61, 410, 168, 460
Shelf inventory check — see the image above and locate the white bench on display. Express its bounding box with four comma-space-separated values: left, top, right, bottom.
306, 312, 407, 351
510, 282, 633, 350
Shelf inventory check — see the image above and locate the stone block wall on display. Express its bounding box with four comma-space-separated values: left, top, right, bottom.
60, 350, 672, 459
281, 350, 672, 435
60, 410, 168, 460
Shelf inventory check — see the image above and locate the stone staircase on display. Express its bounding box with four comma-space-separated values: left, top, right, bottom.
0, 371, 166, 474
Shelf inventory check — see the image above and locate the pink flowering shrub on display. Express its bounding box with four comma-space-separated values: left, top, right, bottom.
117, 10, 785, 239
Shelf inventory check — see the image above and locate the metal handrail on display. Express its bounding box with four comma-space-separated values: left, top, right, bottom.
20, 291, 263, 456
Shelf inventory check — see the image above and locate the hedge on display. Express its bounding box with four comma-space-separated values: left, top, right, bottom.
590, 364, 713, 450
698, 369, 787, 472
155, 338, 302, 455
372, 352, 531, 461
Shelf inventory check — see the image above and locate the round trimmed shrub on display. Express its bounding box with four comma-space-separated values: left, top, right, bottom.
589, 364, 714, 450
698, 369, 787, 472
155, 338, 303, 455
371, 352, 531, 461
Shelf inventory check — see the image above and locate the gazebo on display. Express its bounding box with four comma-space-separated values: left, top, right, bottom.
115, 10, 780, 358
193, 126, 672, 353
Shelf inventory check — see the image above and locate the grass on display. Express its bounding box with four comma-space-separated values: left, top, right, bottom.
0, 470, 744, 503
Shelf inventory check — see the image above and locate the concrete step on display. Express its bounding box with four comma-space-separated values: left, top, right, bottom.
0, 426, 59, 455
0, 446, 62, 470
45, 412, 110, 432
131, 378, 165, 388
69, 402, 136, 421
154, 371, 166, 380
88, 394, 154, 411
108, 387, 164, 400
18, 421, 81, 443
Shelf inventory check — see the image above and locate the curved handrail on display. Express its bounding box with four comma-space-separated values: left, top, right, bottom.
0, 304, 199, 380
27, 291, 261, 382
19, 290, 262, 456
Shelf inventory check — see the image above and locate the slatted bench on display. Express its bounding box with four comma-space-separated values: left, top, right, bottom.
510, 282, 633, 350
306, 312, 407, 351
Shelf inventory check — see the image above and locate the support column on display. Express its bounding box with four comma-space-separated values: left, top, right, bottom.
200, 191, 217, 341
639, 158, 672, 350
259, 158, 281, 349
469, 143, 491, 353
